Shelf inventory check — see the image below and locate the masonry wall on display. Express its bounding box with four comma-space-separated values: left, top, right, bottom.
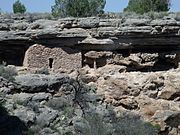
23, 44, 82, 72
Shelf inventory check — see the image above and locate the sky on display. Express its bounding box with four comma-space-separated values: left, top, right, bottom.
0, 0, 179, 13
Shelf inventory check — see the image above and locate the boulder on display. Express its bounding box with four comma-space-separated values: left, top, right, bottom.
14, 74, 71, 93
78, 17, 99, 28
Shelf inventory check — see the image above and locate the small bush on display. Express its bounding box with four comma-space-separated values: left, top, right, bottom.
113, 114, 159, 135
100, 12, 171, 20
74, 113, 112, 135
0, 65, 17, 82
51, 0, 106, 17
145, 12, 169, 20
27, 125, 41, 135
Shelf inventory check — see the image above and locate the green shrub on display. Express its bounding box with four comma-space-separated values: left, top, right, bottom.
74, 113, 112, 135
0, 65, 17, 82
27, 125, 41, 135
113, 114, 159, 135
51, 0, 106, 17
124, 0, 171, 14
145, 11, 169, 19
0, 9, 2, 15
74, 111, 159, 135
13, 0, 26, 14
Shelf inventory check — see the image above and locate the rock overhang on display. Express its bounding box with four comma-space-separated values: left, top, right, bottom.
0, 14, 180, 51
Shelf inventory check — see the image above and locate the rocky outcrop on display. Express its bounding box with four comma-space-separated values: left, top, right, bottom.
0, 13, 179, 70
0, 69, 179, 134
83, 51, 180, 71
0, 13, 179, 69
79, 66, 180, 135
0, 13, 180, 135
0, 13, 180, 50
0, 74, 161, 135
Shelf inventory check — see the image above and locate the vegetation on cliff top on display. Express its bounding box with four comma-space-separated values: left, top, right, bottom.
13, 0, 26, 14
124, 0, 171, 14
51, 0, 106, 17
0, 0, 174, 17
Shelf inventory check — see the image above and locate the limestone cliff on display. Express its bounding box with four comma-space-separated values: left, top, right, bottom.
0, 13, 180, 50
0, 13, 180, 71
0, 13, 180, 135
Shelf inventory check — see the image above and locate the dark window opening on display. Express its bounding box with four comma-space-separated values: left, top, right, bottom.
49, 58, 53, 68
96, 58, 107, 68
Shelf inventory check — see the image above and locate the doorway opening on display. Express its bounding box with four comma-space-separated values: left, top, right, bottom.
49, 58, 53, 69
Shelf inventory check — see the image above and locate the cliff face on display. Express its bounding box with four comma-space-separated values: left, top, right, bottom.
0, 13, 180, 50
0, 13, 180, 70
0, 14, 180, 135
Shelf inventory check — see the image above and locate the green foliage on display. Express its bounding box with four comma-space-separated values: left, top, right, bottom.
74, 113, 112, 135
113, 114, 159, 135
124, 0, 171, 14
51, 0, 106, 17
74, 112, 159, 135
0, 65, 17, 82
27, 126, 41, 135
0, 9, 2, 15
13, 0, 26, 14
145, 11, 169, 19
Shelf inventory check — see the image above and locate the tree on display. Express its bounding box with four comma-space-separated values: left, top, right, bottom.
124, 0, 171, 14
51, 0, 106, 17
13, 0, 26, 14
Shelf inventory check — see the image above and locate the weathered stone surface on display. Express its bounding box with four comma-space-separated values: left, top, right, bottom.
0, 77, 15, 94
14, 74, 73, 93
99, 19, 122, 27
0, 14, 179, 51
57, 28, 89, 37
89, 68, 180, 134
12, 93, 34, 104
32, 92, 51, 102
1, 68, 180, 135
78, 17, 99, 28
36, 107, 58, 127
84, 51, 113, 59
0, 23, 9, 30
81, 37, 114, 45
11, 22, 29, 31
122, 18, 151, 26
150, 19, 177, 26
14, 107, 36, 124
97, 64, 127, 76
119, 26, 152, 34
0, 13, 180, 135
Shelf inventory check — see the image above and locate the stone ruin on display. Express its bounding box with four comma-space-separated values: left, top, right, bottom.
0, 14, 180, 72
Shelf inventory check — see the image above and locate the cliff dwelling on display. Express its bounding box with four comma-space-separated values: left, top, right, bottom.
1, 13, 180, 135
23, 44, 82, 72
0, 15, 179, 72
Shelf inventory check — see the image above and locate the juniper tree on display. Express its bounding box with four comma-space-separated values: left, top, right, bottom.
13, 0, 26, 14
51, 0, 106, 17
124, 0, 171, 14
